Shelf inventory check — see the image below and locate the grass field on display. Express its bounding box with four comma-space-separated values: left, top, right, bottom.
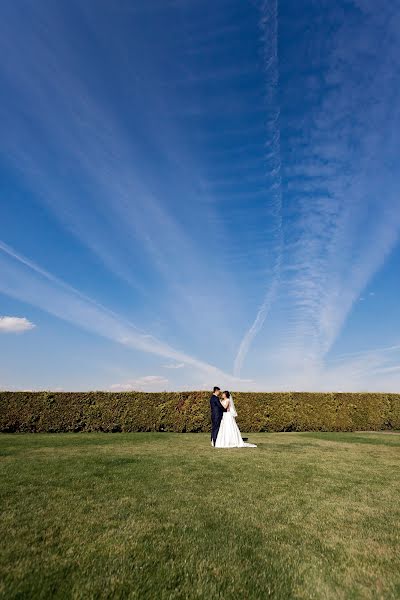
0, 432, 399, 599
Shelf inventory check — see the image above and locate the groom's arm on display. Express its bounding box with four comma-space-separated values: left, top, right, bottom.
218, 398, 227, 412
221, 399, 229, 411
211, 397, 227, 412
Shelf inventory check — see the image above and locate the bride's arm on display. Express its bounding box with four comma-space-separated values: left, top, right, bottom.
221, 398, 230, 410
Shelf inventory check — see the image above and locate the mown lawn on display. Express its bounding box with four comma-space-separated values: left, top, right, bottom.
0, 432, 399, 599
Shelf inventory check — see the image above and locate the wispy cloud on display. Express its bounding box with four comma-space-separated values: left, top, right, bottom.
240, 341, 400, 393
0, 1, 241, 350
330, 344, 400, 364
372, 365, 400, 376
0, 316, 35, 333
234, 0, 283, 376
1, 1, 399, 392
0, 240, 244, 385
320, 346, 400, 392
269, 1, 400, 373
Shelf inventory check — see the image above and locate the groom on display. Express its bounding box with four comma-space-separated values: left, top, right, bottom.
210, 386, 227, 447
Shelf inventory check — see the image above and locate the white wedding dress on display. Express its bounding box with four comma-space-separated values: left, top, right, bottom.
215, 396, 257, 448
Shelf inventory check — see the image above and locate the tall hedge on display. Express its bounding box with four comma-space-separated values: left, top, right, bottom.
0, 391, 399, 433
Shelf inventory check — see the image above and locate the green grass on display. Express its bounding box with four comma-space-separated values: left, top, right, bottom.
0, 432, 399, 600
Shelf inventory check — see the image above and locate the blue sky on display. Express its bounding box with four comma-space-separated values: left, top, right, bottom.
1, 0, 399, 392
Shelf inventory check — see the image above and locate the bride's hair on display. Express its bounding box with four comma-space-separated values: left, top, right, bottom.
223, 390, 231, 398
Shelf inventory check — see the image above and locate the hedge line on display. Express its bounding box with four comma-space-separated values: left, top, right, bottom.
0, 391, 399, 433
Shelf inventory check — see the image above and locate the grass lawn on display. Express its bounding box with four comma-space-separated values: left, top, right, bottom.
0, 432, 399, 599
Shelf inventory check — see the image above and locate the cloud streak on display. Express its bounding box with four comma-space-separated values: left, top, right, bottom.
0, 1, 241, 352
269, 1, 400, 373
0, 240, 244, 385
234, 0, 283, 376
1, 1, 399, 392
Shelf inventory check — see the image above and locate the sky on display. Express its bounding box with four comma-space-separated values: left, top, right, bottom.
0, 0, 399, 393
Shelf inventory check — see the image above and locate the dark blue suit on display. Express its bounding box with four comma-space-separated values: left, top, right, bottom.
210, 394, 227, 446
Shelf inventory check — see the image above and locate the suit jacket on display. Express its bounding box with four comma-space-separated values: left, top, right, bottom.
210, 394, 226, 425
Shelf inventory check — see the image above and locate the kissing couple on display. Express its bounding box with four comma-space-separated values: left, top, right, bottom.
210, 387, 257, 448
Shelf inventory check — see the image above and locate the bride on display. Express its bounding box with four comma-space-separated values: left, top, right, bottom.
215, 391, 257, 448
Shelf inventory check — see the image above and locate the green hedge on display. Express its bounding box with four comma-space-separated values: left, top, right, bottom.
0, 391, 399, 433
